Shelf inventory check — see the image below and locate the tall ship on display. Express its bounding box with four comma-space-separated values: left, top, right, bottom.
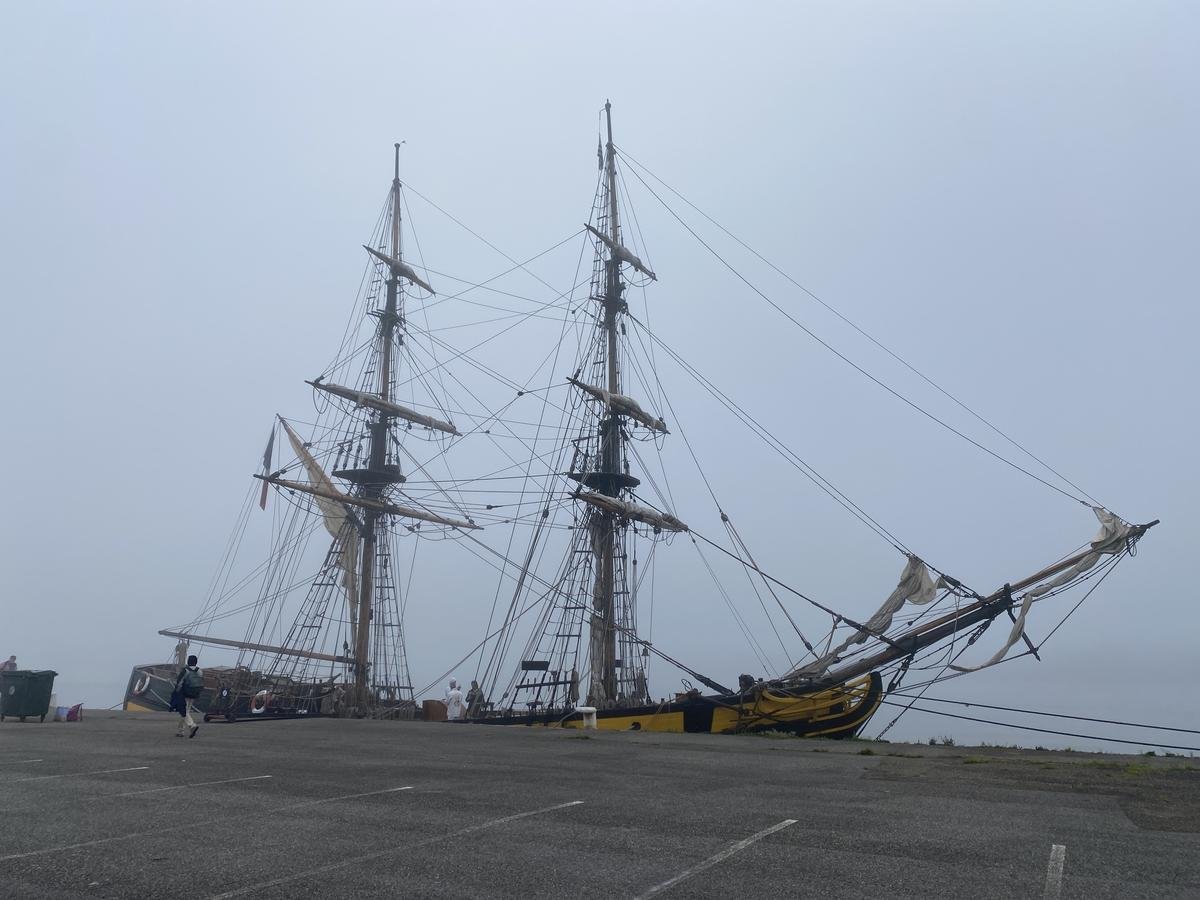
127, 105, 1156, 737
459, 102, 1156, 735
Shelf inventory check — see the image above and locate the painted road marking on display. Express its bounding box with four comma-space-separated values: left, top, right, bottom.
207, 799, 586, 899
635, 819, 799, 899
91, 775, 274, 799
14, 766, 149, 783
1044, 843, 1066, 899
0, 785, 413, 862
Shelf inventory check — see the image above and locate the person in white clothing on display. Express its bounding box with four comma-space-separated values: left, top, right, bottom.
444, 678, 466, 720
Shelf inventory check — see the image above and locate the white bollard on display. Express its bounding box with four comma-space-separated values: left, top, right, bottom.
577, 706, 597, 730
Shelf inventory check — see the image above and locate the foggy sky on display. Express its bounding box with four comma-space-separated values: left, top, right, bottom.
2, 2, 1196, 753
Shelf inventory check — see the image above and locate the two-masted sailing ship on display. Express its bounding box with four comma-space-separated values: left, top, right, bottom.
126, 103, 1155, 737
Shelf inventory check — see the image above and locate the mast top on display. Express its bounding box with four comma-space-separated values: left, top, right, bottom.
389, 142, 405, 261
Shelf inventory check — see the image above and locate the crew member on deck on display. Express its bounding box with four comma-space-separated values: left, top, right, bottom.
465, 680, 483, 718
445, 678, 466, 720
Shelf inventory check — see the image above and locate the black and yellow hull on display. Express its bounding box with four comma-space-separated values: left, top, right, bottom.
469, 672, 883, 737
122, 664, 325, 721
123, 664, 190, 714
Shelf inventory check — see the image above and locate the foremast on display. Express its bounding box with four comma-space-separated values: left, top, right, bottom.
169, 144, 479, 721
353, 144, 407, 707
290, 144, 462, 712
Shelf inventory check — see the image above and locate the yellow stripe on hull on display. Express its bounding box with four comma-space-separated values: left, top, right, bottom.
717, 675, 881, 736
562, 710, 687, 733
545, 673, 882, 736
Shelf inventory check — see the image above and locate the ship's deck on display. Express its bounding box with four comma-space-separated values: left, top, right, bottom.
1, 711, 1197, 898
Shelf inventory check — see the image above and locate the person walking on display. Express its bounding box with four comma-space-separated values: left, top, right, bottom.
444, 678, 465, 721
173, 654, 204, 738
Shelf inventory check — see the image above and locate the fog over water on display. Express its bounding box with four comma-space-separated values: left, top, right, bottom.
2, 3, 1196, 753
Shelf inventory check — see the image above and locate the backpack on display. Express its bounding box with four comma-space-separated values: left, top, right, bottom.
181, 667, 204, 699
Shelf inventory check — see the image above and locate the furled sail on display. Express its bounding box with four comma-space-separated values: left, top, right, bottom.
584, 223, 657, 280
949, 507, 1133, 673
792, 555, 939, 677
568, 378, 667, 433
574, 491, 687, 533
158, 630, 353, 665
307, 379, 458, 435
363, 245, 435, 294
281, 419, 361, 646
260, 473, 481, 531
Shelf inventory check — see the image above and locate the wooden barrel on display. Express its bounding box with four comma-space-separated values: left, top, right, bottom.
421, 699, 447, 721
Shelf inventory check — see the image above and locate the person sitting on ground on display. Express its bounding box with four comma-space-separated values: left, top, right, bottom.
173, 654, 204, 739
445, 678, 466, 721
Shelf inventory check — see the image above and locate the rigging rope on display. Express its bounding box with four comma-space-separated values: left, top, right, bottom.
626, 314, 912, 555
875, 700, 1200, 753
887, 694, 1200, 737
614, 144, 1107, 511
683, 526, 910, 654
617, 152, 1095, 510
403, 182, 565, 296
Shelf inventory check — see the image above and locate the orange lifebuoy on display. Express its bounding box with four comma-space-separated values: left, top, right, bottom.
251, 690, 271, 714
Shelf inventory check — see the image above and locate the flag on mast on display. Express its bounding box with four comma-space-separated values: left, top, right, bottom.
258, 423, 276, 510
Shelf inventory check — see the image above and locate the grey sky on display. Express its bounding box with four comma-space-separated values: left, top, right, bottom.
2, 3, 1196, 751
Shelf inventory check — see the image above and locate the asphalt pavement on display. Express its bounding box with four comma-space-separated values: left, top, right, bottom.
0, 711, 1197, 898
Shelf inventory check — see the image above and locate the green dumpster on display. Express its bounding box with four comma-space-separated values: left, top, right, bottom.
0, 670, 58, 723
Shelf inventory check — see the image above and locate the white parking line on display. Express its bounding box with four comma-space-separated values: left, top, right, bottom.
91, 775, 273, 799
1044, 843, 1066, 899
14, 766, 149, 783
0, 785, 413, 862
635, 819, 799, 899
207, 799, 586, 899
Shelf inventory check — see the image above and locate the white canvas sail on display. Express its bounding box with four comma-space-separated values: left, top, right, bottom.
574, 491, 687, 533
307, 379, 458, 435
792, 555, 938, 677
281, 418, 361, 647
363, 245, 436, 294
584, 223, 657, 280
949, 507, 1133, 673
568, 378, 667, 433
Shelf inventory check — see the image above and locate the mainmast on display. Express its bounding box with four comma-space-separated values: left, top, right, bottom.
497, 102, 679, 715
